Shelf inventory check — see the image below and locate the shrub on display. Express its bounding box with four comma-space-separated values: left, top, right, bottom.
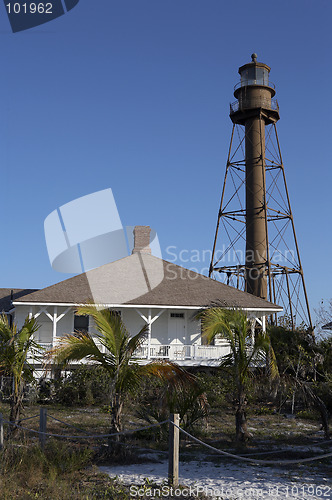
134, 374, 209, 438
45, 365, 112, 406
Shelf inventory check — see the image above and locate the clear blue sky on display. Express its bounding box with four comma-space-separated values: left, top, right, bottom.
0, 0, 331, 326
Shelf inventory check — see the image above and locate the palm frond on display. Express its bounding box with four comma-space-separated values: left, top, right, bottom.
199, 307, 279, 382
75, 306, 129, 355
139, 360, 197, 390
0, 314, 41, 400
46, 331, 109, 369
199, 308, 249, 354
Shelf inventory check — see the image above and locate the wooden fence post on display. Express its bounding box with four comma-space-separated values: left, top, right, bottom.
39, 407, 47, 450
0, 413, 3, 449
168, 413, 179, 487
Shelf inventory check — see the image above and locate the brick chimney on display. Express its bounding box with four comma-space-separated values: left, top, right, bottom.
132, 226, 151, 254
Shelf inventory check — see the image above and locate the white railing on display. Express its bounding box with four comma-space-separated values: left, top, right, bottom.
27, 343, 53, 361
133, 343, 230, 361
27, 342, 230, 364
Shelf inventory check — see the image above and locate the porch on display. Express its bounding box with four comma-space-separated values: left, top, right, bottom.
34, 341, 230, 367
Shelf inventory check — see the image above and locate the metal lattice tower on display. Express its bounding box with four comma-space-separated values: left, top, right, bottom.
209, 54, 312, 331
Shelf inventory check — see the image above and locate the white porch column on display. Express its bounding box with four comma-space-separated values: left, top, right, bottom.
29, 307, 33, 320
135, 308, 166, 359
262, 315, 266, 333
250, 318, 255, 343
147, 309, 152, 360
52, 306, 57, 346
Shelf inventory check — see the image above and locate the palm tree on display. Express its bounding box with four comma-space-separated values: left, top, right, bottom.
0, 314, 40, 428
47, 305, 196, 435
199, 308, 278, 442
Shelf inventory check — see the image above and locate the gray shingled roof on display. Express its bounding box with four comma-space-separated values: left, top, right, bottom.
322, 321, 332, 330
13, 254, 281, 311
0, 288, 39, 313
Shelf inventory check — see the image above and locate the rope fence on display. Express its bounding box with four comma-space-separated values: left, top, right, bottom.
174, 424, 332, 466
19, 414, 39, 423
2, 414, 169, 440
0, 411, 331, 487
47, 414, 89, 434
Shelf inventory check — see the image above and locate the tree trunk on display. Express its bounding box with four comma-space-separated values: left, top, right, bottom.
108, 393, 124, 455
235, 388, 251, 442
110, 393, 123, 434
8, 390, 24, 436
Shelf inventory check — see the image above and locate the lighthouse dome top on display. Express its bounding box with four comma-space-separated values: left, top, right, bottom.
235, 55, 274, 92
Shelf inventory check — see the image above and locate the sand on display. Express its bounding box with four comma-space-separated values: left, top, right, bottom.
100, 453, 331, 499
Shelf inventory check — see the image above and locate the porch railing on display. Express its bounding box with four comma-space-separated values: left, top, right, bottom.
133, 343, 230, 361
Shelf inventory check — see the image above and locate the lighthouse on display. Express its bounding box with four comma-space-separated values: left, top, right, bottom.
210, 54, 312, 330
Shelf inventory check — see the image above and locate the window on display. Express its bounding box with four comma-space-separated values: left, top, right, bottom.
241, 67, 256, 86
241, 67, 269, 86
241, 68, 249, 83
74, 314, 89, 334
256, 67, 269, 85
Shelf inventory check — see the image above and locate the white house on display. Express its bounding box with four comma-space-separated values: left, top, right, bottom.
3, 226, 282, 368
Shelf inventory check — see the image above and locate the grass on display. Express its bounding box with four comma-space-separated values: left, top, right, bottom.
1, 400, 327, 449
0, 401, 330, 498
0, 440, 206, 499
0, 441, 132, 500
